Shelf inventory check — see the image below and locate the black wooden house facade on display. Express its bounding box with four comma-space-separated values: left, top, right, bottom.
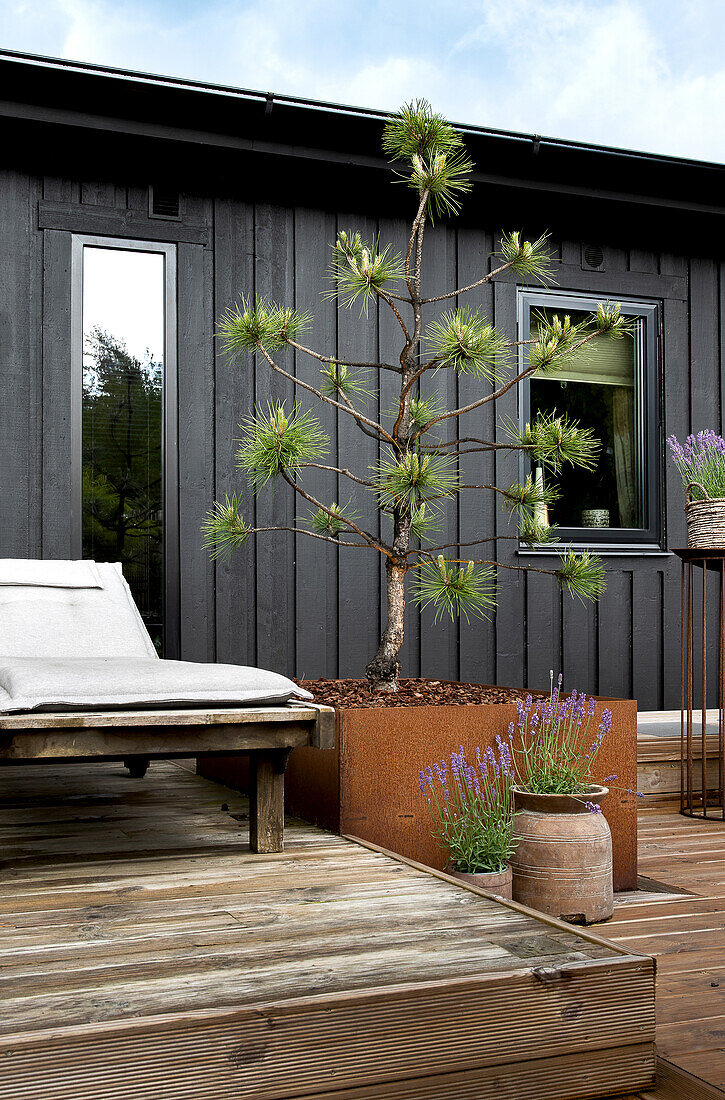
2, 49, 725, 708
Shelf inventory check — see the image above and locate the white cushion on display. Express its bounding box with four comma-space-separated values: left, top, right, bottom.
0, 561, 158, 661
0, 559, 102, 588
0, 658, 313, 713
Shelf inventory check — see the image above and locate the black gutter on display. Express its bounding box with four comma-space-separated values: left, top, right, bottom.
1, 46, 723, 175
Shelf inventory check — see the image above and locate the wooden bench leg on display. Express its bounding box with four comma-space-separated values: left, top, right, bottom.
249, 750, 289, 853
123, 756, 150, 778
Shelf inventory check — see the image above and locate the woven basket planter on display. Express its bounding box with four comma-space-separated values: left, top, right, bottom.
686, 482, 725, 548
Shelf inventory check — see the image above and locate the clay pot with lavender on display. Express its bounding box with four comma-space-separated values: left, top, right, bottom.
445, 863, 513, 899
511, 785, 613, 923
508, 677, 617, 924
420, 740, 516, 900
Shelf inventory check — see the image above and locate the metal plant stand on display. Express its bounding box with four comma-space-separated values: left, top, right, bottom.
675, 549, 725, 819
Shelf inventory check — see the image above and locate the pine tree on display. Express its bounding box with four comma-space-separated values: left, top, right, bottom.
204, 101, 632, 691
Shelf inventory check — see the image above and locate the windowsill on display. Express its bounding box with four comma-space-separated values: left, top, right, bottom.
517, 543, 670, 557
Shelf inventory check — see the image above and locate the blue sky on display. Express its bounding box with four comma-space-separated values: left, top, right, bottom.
3, 0, 725, 162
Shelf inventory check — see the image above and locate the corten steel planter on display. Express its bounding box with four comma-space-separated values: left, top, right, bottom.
510, 785, 614, 924
198, 687, 638, 891
445, 864, 513, 900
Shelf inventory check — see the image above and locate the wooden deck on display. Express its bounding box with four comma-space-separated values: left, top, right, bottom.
0, 760, 654, 1099
607, 800, 725, 1099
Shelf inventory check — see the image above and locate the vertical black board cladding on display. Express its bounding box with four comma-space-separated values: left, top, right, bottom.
493, 279, 525, 687
0, 170, 41, 557
45, 177, 79, 204
41, 227, 73, 558
598, 571, 633, 701
294, 207, 338, 679
379, 216, 420, 677
336, 213, 380, 679
526, 571, 562, 692
178, 235, 215, 662
562, 594, 598, 695
213, 197, 257, 668
632, 569, 663, 709
457, 227, 497, 687
689, 258, 720, 432
80, 181, 125, 208
661, 273, 689, 708
254, 204, 296, 675
420, 223, 458, 681
628, 248, 659, 274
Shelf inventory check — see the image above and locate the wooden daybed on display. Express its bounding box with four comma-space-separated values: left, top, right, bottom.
0, 704, 334, 853
0, 558, 333, 853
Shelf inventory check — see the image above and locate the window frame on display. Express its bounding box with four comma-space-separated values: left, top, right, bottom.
517, 287, 661, 549
70, 235, 179, 656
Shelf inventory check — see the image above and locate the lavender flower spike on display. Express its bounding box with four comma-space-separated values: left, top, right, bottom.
584, 801, 603, 814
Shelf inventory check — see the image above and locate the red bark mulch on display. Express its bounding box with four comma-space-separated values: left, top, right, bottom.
296, 678, 535, 709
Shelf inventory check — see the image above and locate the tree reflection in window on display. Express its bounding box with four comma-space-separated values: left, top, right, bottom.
82, 326, 163, 649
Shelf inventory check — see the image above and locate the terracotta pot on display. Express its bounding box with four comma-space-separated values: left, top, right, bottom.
445, 863, 512, 900
510, 785, 613, 924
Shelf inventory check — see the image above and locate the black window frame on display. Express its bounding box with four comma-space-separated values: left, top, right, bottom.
69, 234, 180, 657
517, 287, 661, 549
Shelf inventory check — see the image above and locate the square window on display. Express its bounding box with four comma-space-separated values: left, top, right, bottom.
519, 290, 660, 546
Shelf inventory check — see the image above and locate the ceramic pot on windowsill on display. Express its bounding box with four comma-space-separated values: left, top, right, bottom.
444, 863, 513, 900
509, 785, 613, 924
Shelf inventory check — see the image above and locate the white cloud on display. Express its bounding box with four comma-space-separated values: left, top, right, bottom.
449, 0, 725, 160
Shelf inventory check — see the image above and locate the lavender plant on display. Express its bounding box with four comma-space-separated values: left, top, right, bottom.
667, 430, 725, 501
511, 673, 613, 799
419, 740, 515, 872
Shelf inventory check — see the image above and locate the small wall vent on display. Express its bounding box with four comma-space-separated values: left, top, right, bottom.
149, 186, 181, 220
582, 243, 605, 271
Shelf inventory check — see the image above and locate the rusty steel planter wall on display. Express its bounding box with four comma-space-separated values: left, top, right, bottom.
200, 692, 638, 891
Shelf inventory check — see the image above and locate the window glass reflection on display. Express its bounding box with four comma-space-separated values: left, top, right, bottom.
81, 247, 165, 649
529, 306, 642, 531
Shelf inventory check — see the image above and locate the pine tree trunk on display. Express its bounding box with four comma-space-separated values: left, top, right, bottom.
366, 558, 407, 692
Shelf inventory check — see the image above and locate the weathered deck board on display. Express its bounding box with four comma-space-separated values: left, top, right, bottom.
0, 761, 654, 1099
607, 800, 725, 1098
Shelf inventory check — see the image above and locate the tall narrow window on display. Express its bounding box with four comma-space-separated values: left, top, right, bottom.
80, 245, 167, 649
519, 290, 660, 546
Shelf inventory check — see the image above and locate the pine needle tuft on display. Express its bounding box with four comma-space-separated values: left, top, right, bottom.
372, 449, 458, 507
308, 500, 359, 537
426, 307, 510, 379
557, 547, 607, 601
506, 410, 600, 472
320, 362, 376, 404
412, 556, 497, 623
326, 231, 404, 313
201, 493, 251, 561
499, 230, 555, 284
236, 402, 329, 492
219, 296, 310, 355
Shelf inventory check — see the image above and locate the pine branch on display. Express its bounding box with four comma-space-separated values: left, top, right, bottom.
244, 526, 374, 549
419, 439, 523, 454
256, 343, 395, 446
298, 462, 374, 488
377, 287, 412, 343
420, 259, 515, 304
288, 340, 401, 373
280, 470, 392, 556
405, 189, 430, 293
406, 534, 520, 555
421, 363, 537, 432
